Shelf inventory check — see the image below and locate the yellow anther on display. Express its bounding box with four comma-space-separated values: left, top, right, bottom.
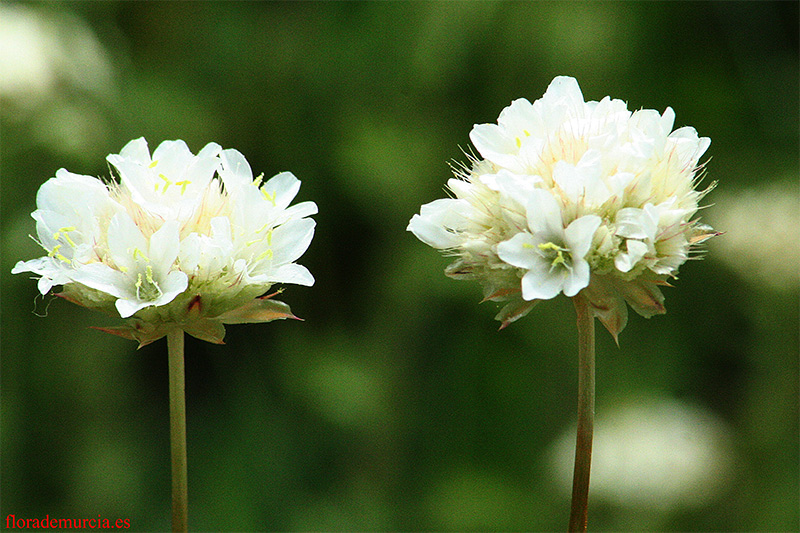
266, 229, 273, 246
135, 273, 143, 296
515, 137, 522, 148
175, 180, 191, 195
55, 253, 71, 264
149, 160, 159, 168
252, 173, 265, 187
48, 244, 61, 257
119, 265, 129, 273
145, 265, 155, 283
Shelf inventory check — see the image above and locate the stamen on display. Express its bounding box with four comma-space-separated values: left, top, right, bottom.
537, 242, 564, 253
538, 242, 570, 271
261, 188, 277, 205
256, 249, 274, 261
47, 244, 73, 264
133, 248, 150, 262
145, 264, 155, 283
158, 173, 173, 193
58, 227, 77, 247
135, 266, 162, 301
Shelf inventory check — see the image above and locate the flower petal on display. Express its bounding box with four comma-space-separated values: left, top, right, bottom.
520, 264, 563, 301
497, 232, 538, 270
526, 188, 564, 236
219, 148, 254, 191
269, 218, 315, 265
615, 239, 648, 273
70, 262, 130, 300
268, 263, 315, 286
564, 215, 601, 258
407, 198, 472, 249
107, 212, 148, 273
261, 172, 302, 211
148, 220, 181, 277
562, 257, 590, 297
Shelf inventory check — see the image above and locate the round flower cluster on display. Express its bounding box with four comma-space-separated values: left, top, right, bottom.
408, 76, 716, 338
13, 138, 317, 345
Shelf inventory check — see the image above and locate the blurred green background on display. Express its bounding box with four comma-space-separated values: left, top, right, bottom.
1, 1, 798, 531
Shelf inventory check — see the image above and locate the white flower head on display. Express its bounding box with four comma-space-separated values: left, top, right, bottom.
13, 138, 317, 346
409, 76, 718, 337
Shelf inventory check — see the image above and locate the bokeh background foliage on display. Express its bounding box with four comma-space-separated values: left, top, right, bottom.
1, 1, 798, 531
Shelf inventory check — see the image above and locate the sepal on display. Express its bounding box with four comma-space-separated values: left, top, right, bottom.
217, 294, 300, 324
494, 298, 538, 330
90, 293, 300, 347
90, 322, 174, 349
582, 276, 628, 345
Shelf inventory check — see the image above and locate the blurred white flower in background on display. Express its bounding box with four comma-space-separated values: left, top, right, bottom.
13, 138, 317, 345
708, 181, 799, 292
0, 3, 115, 156
0, 3, 113, 111
549, 397, 734, 513
408, 76, 717, 339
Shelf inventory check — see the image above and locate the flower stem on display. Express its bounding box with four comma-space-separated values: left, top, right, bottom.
167, 328, 188, 533
568, 293, 595, 533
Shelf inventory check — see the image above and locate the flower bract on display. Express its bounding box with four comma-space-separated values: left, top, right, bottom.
408, 76, 717, 339
13, 138, 317, 346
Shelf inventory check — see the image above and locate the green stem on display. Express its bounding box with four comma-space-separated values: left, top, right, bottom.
167, 328, 188, 533
568, 293, 595, 533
